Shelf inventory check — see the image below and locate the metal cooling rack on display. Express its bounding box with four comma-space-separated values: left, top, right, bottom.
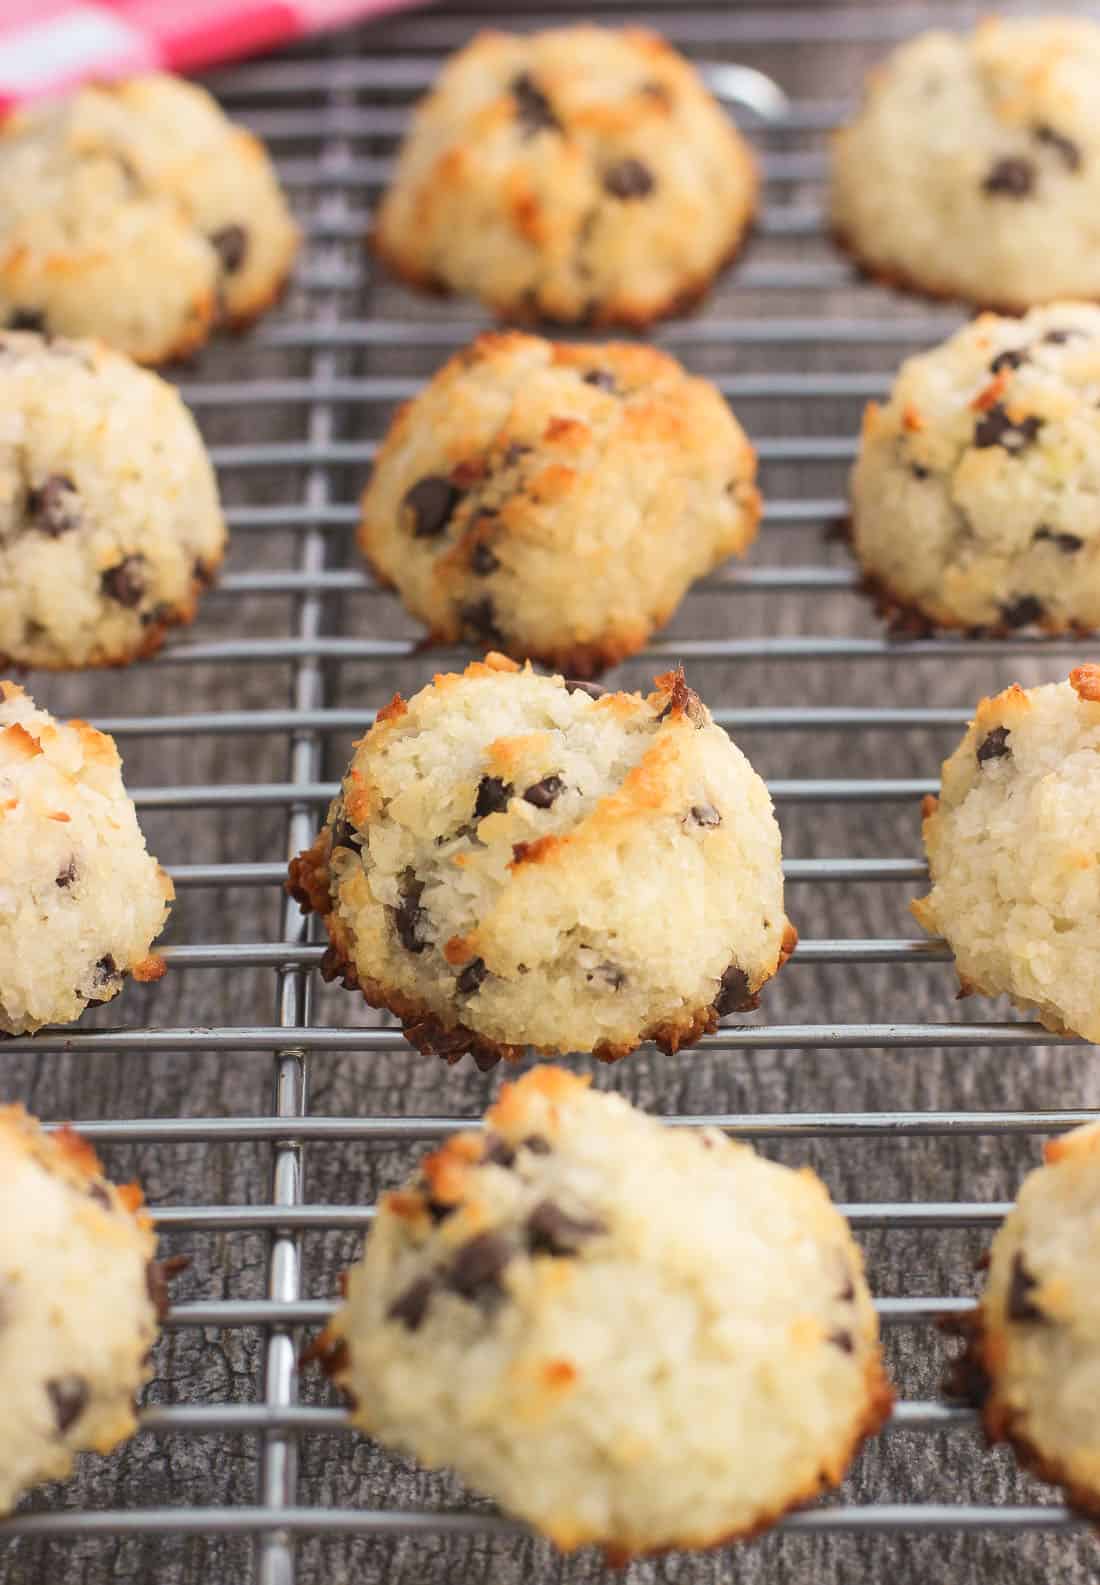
4, 4, 1099, 1582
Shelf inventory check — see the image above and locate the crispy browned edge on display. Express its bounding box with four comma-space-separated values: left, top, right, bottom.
304, 1307, 892, 1562
951, 1301, 1100, 1522
287, 677, 797, 1068
367, 196, 758, 332
0, 556, 224, 672
831, 514, 1100, 643
829, 225, 1087, 319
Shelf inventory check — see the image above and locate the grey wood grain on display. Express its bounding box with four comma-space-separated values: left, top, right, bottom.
4, 3, 1097, 1581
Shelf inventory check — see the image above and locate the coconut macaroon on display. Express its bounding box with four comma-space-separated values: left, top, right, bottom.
850, 304, 1100, 636
956, 1120, 1100, 1516
312, 1068, 891, 1558
373, 26, 757, 326
0, 331, 225, 669
831, 18, 1100, 310
0, 684, 172, 1035
0, 1105, 162, 1512
289, 656, 794, 1067
359, 332, 760, 675
914, 668, 1100, 1041
0, 73, 299, 363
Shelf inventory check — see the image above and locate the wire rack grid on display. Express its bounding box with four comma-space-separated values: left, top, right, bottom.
4, 4, 1100, 1584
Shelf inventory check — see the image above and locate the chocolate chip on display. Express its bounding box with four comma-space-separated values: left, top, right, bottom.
1033, 123, 1082, 172
1043, 328, 1085, 345
474, 776, 512, 819
403, 476, 461, 540
982, 156, 1036, 197
329, 816, 356, 853
582, 369, 618, 393
210, 224, 248, 274
193, 558, 216, 589
87, 1183, 111, 1210
448, 1231, 512, 1300
511, 72, 561, 138
470, 542, 499, 576
564, 680, 606, 699
422, 1189, 455, 1224
27, 475, 79, 536
523, 775, 563, 809
1000, 594, 1043, 628
393, 870, 427, 954
100, 556, 146, 608
603, 158, 655, 199
714, 963, 751, 1016
527, 1200, 606, 1256
589, 962, 626, 991
1034, 524, 1083, 552
690, 803, 721, 827
522, 1134, 551, 1155
482, 1134, 515, 1167
910, 463, 930, 479
459, 597, 501, 642
387, 1275, 435, 1331
457, 957, 487, 996
7, 308, 45, 333
976, 726, 1011, 766
990, 347, 1028, 374
47, 1375, 89, 1434
973, 403, 1042, 453
1007, 1252, 1047, 1322
828, 1329, 854, 1354
95, 954, 119, 983
56, 856, 77, 888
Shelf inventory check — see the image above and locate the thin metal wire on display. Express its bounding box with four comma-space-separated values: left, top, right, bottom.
5, 11, 1085, 1571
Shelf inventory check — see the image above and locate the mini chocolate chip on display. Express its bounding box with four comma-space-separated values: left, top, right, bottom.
422, 1189, 455, 1224
470, 542, 499, 576
1033, 123, 1081, 172
527, 1200, 606, 1256
210, 224, 248, 274
982, 156, 1035, 197
387, 1275, 435, 1331
475, 776, 513, 819
1007, 1251, 1047, 1322
976, 726, 1011, 766
1000, 594, 1043, 628
910, 463, 930, 480
47, 1375, 89, 1434
27, 475, 79, 536
582, 369, 618, 393
603, 158, 655, 199
101, 555, 146, 608
403, 476, 461, 540
589, 962, 626, 991
523, 775, 564, 809
448, 1231, 512, 1300
7, 308, 45, 333
522, 1135, 551, 1155
87, 1183, 111, 1210
511, 72, 561, 138
973, 403, 1042, 453
482, 1134, 516, 1167
1034, 524, 1083, 552
990, 347, 1028, 373
1043, 328, 1085, 345
329, 816, 356, 853
140, 601, 174, 629
55, 856, 78, 888
828, 1329, 854, 1354
690, 803, 721, 827
457, 957, 487, 995
459, 597, 501, 641
394, 870, 427, 953
564, 680, 606, 698
714, 963, 751, 1016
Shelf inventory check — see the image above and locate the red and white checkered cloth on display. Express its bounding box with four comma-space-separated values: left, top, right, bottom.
0, 0, 413, 106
